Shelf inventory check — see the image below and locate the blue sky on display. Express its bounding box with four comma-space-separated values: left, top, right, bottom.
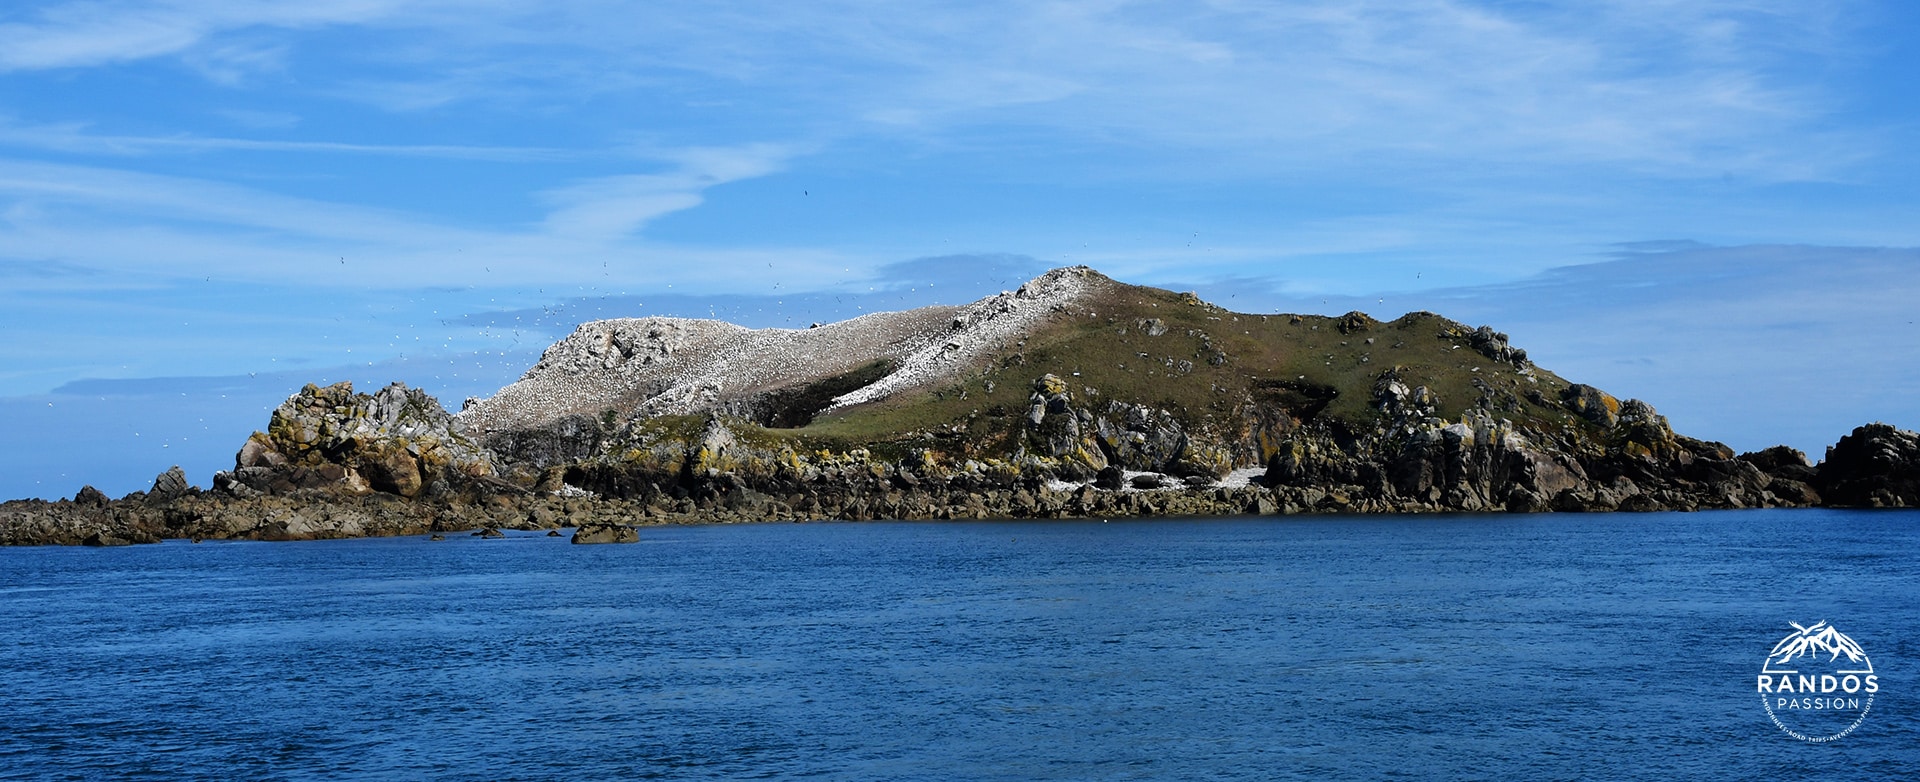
4, 1, 1919, 499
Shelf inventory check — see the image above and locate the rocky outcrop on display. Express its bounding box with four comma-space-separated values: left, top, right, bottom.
1817, 424, 1920, 508
148, 466, 191, 503
1016, 373, 1228, 479
1739, 446, 1822, 506
1561, 384, 1621, 429
214, 381, 500, 500
1467, 325, 1528, 368
572, 524, 639, 544
1243, 363, 1833, 514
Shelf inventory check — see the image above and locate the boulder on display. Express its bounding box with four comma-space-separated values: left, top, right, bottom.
1023, 374, 1101, 468
572, 524, 639, 544
73, 486, 110, 508
1467, 325, 1528, 367
1336, 311, 1376, 334
1740, 445, 1810, 472
1094, 401, 1188, 472
148, 466, 191, 502
82, 530, 133, 547
359, 443, 424, 498
1246, 490, 1280, 515
1561, 384, 1621, 429
1130, 473, 1170, 490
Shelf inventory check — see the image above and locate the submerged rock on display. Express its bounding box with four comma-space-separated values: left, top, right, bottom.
572, 524, 639, 544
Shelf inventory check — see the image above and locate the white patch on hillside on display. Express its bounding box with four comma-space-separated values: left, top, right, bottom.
456, 266, 1103, 436
825, 266, 1096, 411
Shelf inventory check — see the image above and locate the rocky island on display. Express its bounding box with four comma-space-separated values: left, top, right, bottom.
5, 267, 1918, 546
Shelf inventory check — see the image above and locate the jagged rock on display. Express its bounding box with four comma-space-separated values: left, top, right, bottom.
1336, 311, 1376, 334
690, 415, 739, 474
1740, 446, 1817, 480
484, 413, 609, 470
1561, 384, 1621, 429
572, 524, 639, 544
359, 443, 423, 497
228, 381, 497, 499
1682, 458, 1770, 504
1819, 424, 1920, 508
74, 486, 109, 508
1614, 399, 1681, 459
1383, 414, 1586, 510
1468, 326, 1528, 368
1094, 402, 1188, 472
1741, 446, 1821, 506
148, 466, 190, 502
1024, 374, 1102, 469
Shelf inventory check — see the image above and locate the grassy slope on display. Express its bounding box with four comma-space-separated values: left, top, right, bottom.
761, 275, 1606, 462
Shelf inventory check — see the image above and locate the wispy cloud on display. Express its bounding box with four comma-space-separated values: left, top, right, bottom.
211, 108, 302, 130
538, 144, 796, 241
0, 147, 845, 290
0, 117, 571, 161
8, 2, 1862, 179
0, 0, 402, 71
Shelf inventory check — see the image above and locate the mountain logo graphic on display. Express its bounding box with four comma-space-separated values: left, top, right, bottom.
1756, 621, 1877, 742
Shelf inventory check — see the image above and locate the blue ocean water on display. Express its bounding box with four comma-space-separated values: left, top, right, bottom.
2, 510, 1916, 780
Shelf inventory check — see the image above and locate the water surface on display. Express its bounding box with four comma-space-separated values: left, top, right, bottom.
3, 510, 1916, 779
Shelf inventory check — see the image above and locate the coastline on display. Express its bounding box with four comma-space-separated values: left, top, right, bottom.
0, 464, 1899, 548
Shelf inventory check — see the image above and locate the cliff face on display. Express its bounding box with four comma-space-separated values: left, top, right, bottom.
5, 267, 1919, 545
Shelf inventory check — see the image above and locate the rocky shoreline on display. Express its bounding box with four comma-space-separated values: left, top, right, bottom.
5, 416, 1916, 547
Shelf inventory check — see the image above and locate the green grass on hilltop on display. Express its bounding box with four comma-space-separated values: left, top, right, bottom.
780, 275, 1601, 461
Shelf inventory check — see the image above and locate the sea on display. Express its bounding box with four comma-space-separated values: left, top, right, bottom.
2, 509, 1915, 780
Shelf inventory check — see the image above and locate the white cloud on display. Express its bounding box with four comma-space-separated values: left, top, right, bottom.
538, 144, 795, 241
0, 1, 1873, 181
212, 108, 302, 129
181, 37, 289, 85
0, 116, 573, 160
0, 146, 844, 290
0, 0, 403, 71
